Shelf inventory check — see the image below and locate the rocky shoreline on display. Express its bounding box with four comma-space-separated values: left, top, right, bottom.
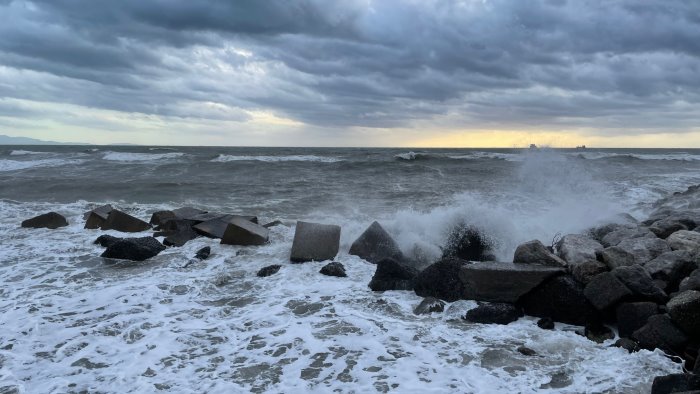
19, 185, 700, 393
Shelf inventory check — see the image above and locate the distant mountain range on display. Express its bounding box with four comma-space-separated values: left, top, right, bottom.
0, 134, 89, 145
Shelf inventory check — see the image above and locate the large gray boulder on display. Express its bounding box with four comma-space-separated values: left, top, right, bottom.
601, 227, 655, 248
679, 269, 700, 292
513, 240, 566, 267
557, 234, 603, 266
667, 290, 700, 336
21, 212, 68, 229
600, 246, 636, 270
148, 210, 175, 227
84, 204, 113, 229
649, 219, 688, 239
612, 265, 667, 304
519, 274, 600, 326
369, 258, 418, 291
615, 237, 671, 265
349, 221, 404, 264
290, 221, 341, 263
571, 260, 609, 284
644, 251, 698, 292
221, 217, 269, 246
458, 262, 564, 303
667, 230, 700, 254
102, 210, 151, 233
101, 237, 165, 261
414, 258, 469, 302
584, 272, 633, 311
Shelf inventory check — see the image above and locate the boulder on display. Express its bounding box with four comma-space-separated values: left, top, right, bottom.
368, 258, 418, 291
257, 265, 281, 277
616, 237, 671, 265
613, 338, 639, 353
600, 246, 637, 270
651, 374, 700, 394
84, 204, 113, 229
519, 275, 600, 326
644, 251, 698, 292
650, 219, 689, 239
616, 302, 660, 338
195, 215, 254, 239
162, 226, 199, 247
517, 346, 537, 356
557, 234, 603, 266
414, 258, 469, 302
584, 323, 614, 343
589, 223, 631, 243
459, 262, 565, 303
149, 210, 176, 227
537, 317, 555, 330
221, 217, 269, 246
633, 314, 689, 354
667, 290, 700, 337
571, 260, 609, 284
21, 212, 68, 229
667, 231, 700, 254
413, 297, 446, 315
612, 265, 668, 304
102, 210, 151, 233
195, 246, 211, 260
513, 240, 566, 267
289, 221, 341, 263
602, 227, 654, 248
94, 234, 121, 248
584, 272, 633, 311
442, 225, 493, 261
348, 221, 404, 264
679, 269, 700, 292
101, 237, 165, 261
319, 262, 347, 278
463, 302, 523, 325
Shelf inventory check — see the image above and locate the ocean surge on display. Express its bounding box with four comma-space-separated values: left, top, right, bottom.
212, 154, 343, 163
102, 151, 186, 162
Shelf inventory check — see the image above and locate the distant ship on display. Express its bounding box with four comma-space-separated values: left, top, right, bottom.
576, 145, 587, 150
529, 144, 538, 149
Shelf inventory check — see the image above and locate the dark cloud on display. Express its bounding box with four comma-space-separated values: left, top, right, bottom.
0, 0, 699, 133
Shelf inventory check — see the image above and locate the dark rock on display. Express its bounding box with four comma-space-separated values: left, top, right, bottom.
319, 262, 347, 277
94, 234, 121, 248
162, 226, 199, 247
513, 240, 566, 267
517, 346, 537, 356
668, 231, 700, 254
414, 258, 468, 302
102, 210, 151, 233
667, 290, 700, 337
613, 338, 640, 353
289, 221, 341, 263
616, 237, 671, 265
633, 314, 689, 354
600, 246, 637, 270
585, 323, 614, 343
589, 223, 630, 243
195, 246, 211, 260
257, 265, 281, 277
680, 269, 700, 292
413, 297, 445, 315
571, 260, 609, 284
584, 272, 633, 311
612, 265, 668, 304
645, 251, 698, 292
696, 349, 700, 375
463, 302, 523, 325
650, 219, 689, 239
601, 227, 655, 248
651, 374, 700, 394
263, 220, 283, 228
21, 212, 68, 229
369, 258, 418, 291
149, 210, 176, 226
84, 204, 113, 229
442, 225, 493, 261
349, 221, 404, 264
556, 234, 603, 266
537, 317, 555, 330
221, 217, 270, 246
520, 275, 600, 326
616, 302, 660, 338
458, 261, 565, 303
101, 237, 165, 261
83, 204, 114, 220
195, 215, 256, 239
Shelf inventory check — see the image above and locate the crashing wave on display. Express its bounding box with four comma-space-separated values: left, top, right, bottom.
212, 154, 343, 163
102, 151, 185, 162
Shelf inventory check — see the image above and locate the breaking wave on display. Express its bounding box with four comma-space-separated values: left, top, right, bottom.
102, 151, 186, 162
212, 154, 343, 163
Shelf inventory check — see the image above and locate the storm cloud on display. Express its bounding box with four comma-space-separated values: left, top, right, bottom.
0, 0, 699, 143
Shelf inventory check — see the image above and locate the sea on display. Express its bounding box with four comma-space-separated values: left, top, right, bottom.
1, 146, 700, 393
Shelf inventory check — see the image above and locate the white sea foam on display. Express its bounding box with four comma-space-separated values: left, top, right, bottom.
9, 150, 45, 156
102, 151, 185, 162
212, 154, 343, 163
0, 158, 82, 172
448, 152, 523, 162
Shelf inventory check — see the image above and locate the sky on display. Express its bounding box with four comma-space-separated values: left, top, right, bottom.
0, 0, 699, 147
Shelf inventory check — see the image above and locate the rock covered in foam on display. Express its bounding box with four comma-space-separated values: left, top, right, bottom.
349, 221, 404, 264
21, 212, 68, 229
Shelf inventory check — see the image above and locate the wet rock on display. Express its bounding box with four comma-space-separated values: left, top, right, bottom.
537, 317, 555, 330
94, 234, 121, 248
667, 290, 700, 337
149, 210, 176, 227
289, 221, 341, 263
101, 237, 165, 262
616, 302, 659, 338
650, 219, 689, 239
413, 297, 445, 315
651, 374, 700, 394
463, 302, 523, 325
584, 323, 614, 343
589, 223, 631, 243
600, 246, 637, 270
571, 260, 609, 284
102, 210, 151, 233
517, 346, 537, 356
153, 218, 197, 233
21, 212, 68, 229
513, 240, 566, 267
601, 227, 655, 248
84, 204, 113, 229
442, 225, 493, 261
368, 258, 418, 291
194, 215, 258, 239
633, 314, 689, 354
616, 237, 671, 265
195, 246, 211, 260
319, 262, 347, 277
414, 258, 468, 302
349, 221, 404, 264
612, 265, 668, 304
668, 231, 700, 254
458, 261, 565, 303
613, 338, 640, 353
644, 251, 698, 292
162, 226, 199, 247
171, 207, 207, 220
556, 234, 603, 266
520, 275, 600, 326
680, 269, 700, 292
221, 217, 269, 246
263, 220, 283, 228
257, 265, 282, 277
584, 272, 633, 311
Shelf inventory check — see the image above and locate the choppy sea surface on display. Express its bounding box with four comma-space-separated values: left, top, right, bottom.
1, 146, 699, 393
